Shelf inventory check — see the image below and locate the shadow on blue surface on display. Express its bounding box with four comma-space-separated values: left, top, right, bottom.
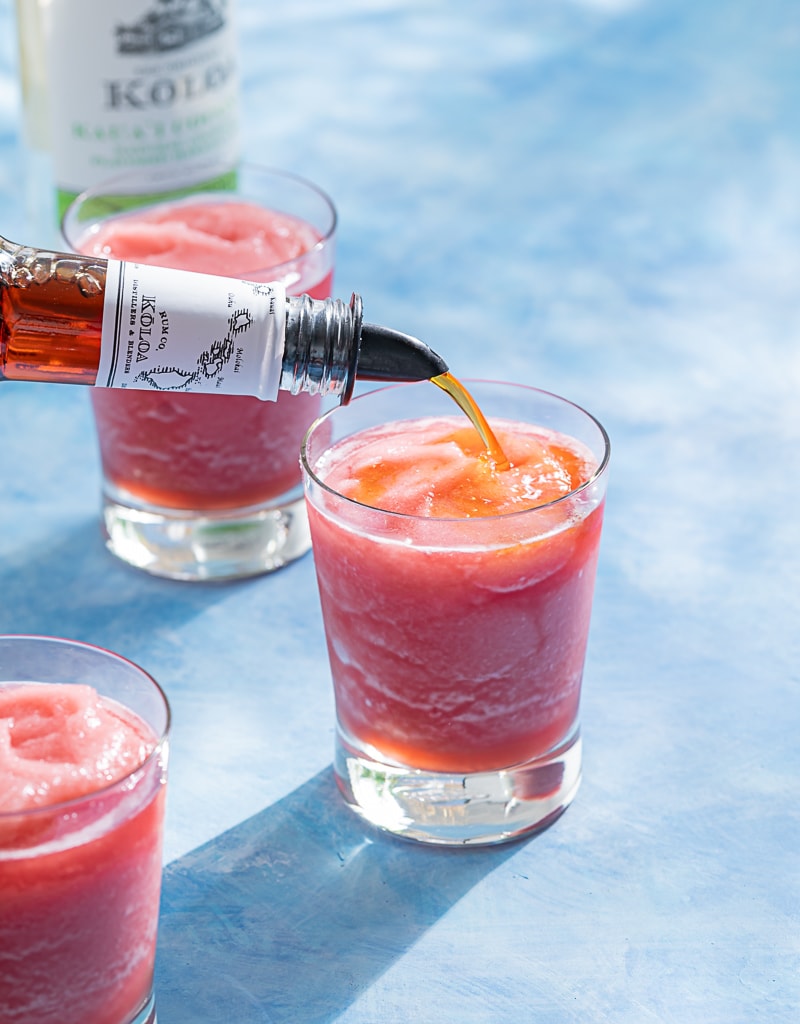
155, 768, 521, 1023
0, 519, 238, 644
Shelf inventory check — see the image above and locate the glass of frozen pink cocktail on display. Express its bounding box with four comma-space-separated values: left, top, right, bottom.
62, 164, 336, 580
301, 381, 610, 845
0, 634, 170, 1024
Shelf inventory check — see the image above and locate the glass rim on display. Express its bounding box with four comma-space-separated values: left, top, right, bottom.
61, 162, 338, 280
301, 379, 611, 523
0, 634, 171, 823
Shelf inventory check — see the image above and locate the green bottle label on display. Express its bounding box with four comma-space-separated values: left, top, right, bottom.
41, 0, 240, 212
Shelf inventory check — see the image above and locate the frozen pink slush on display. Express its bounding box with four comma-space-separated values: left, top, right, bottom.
0, 683, 166, 1024
306, 414, 605, 774
79, 198, 332, 509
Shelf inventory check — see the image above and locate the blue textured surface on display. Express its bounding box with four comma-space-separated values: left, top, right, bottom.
1, 1, 799, 1021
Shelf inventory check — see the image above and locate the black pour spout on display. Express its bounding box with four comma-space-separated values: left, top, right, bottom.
357, 322, 449, 384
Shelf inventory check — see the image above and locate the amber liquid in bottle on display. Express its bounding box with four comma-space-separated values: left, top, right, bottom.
431, 372, 510, 469
0, 245, 105, 384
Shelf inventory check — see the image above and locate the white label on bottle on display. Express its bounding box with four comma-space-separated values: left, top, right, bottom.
41, 0, 240, 195
98, 261, 286, 401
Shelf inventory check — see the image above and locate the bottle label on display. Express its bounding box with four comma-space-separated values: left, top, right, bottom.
41, 0, 240, 199
99, 261, 286, 400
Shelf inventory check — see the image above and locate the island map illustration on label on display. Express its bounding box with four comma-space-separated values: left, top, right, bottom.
132, 283, 267, 393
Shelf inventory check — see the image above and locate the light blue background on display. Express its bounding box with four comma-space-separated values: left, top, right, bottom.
0, 1, 798, 1021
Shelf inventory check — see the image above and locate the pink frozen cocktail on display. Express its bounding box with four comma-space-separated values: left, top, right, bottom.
302, 381, 610, 844
63, 166, 336, 579
0, 637, 169, 1024
81, 198, 330, 510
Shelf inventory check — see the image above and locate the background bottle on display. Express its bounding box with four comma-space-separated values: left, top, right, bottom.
14, 0, 52, 242
14, 0, 241, 235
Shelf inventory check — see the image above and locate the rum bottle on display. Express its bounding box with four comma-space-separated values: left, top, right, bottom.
0, 234, 447, 402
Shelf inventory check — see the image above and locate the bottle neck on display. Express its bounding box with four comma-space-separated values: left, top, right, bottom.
282, 293, 362, 403
281, 291, 450, 403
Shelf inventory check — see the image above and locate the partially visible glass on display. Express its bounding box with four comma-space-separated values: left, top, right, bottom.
63, 164, 337, 581
301, 381, 610, 846
0, 635, 170, 1024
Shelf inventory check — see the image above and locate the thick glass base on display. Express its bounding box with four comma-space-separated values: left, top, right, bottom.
334, 730, 582, 846
100, 490, 311, 581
